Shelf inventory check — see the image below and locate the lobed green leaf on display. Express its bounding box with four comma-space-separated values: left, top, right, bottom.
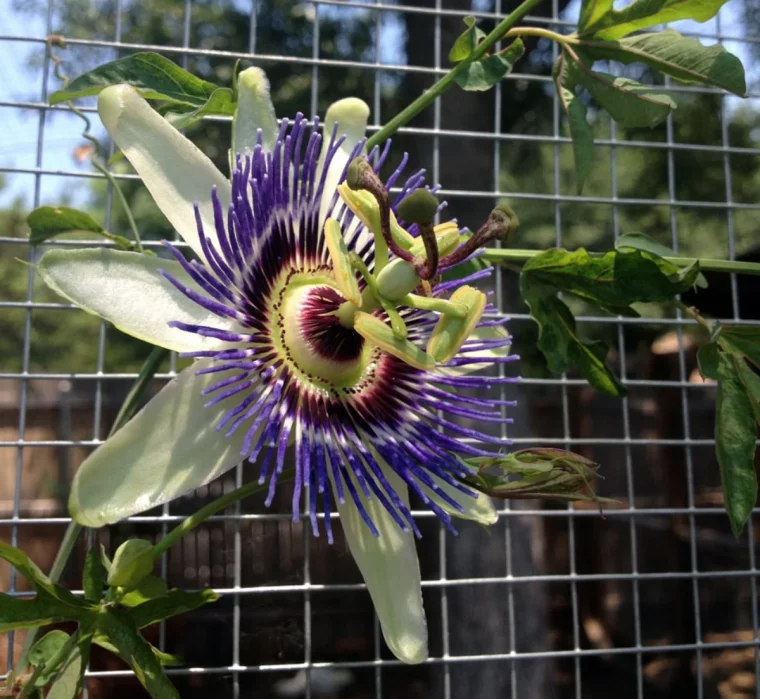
580, 30, 746, 96
49, 52, 221, 107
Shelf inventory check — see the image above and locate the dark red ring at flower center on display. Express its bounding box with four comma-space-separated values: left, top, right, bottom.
299, 285, 365, 363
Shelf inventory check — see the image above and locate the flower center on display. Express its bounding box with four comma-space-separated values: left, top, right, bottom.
280, 282, 370, 389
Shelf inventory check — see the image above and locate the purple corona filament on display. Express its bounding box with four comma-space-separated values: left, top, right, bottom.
159, 113, 518, 541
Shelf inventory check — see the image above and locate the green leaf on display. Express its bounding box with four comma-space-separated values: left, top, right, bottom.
120, 576, 169, 608
0, 542, 84, 607
733, 356, 760, 425
0, 591, 86, 632
562, 86, 595, 193
26, 207, 131, 249
93, 634, 183, 667
578, 0, 613, 35
712, 351, 758, 537
46, 645, 82, 699
520, 246, 703, 396
97, 608, 179, 699
49, 52, 220, 107
108, 539, 155, 590
520, 277, 627, 396
83, 548, 107, 603
165, 87, 236, 131
29, 630, 70, 669
615, 232, 708, 287
570, 64, 676, 128
580, 30, 746, 96
698, 341, 720, 380
130, 588, 221, 629
578, 0, 729, 40
449, 16, 487, 62
29, 630, 71, 686
521, 247, 700, 307
718, 327, 760, 370
454, 40, 525, 92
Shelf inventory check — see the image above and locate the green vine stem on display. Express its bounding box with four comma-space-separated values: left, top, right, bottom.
15, 347, 168, 672
365, 0, 544, 151
482, 248, 760, 276
151, 470, 296, 560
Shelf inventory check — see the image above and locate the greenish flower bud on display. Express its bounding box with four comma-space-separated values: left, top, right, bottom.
107, 538, 155, 590
397, 189, 439, 224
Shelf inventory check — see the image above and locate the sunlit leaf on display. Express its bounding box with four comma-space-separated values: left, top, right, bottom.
578, 0, 730, 40
50, 52, 222, 107
120, 576, 169, 608
107, 539, 155, 590
26, 206, 131, 249
578, 0, 613, 34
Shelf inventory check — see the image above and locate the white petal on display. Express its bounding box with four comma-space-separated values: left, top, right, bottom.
318, 98, 370, 225
69, 358, 249, 527
422, 476, 498, 525
38, 248, 236, 353
232, 67, 278, 156
98, 85, 231, 263
334, 463, 428, 664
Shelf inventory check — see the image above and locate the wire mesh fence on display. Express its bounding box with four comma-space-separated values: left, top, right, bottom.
1, 0, 760, 697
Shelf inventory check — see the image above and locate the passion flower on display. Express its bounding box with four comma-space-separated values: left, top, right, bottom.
38, 68, 518, 664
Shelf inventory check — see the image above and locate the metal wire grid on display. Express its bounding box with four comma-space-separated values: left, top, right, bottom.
1, 0, 759, 697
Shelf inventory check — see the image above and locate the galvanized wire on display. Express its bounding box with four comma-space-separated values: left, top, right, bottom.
1, 0, 759, 697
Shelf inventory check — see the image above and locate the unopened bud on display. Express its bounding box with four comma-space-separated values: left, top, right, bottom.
463, 448, 612, 510
397, 189, 439, 225
346, 157, 373, 191
107, 539, 155, 590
